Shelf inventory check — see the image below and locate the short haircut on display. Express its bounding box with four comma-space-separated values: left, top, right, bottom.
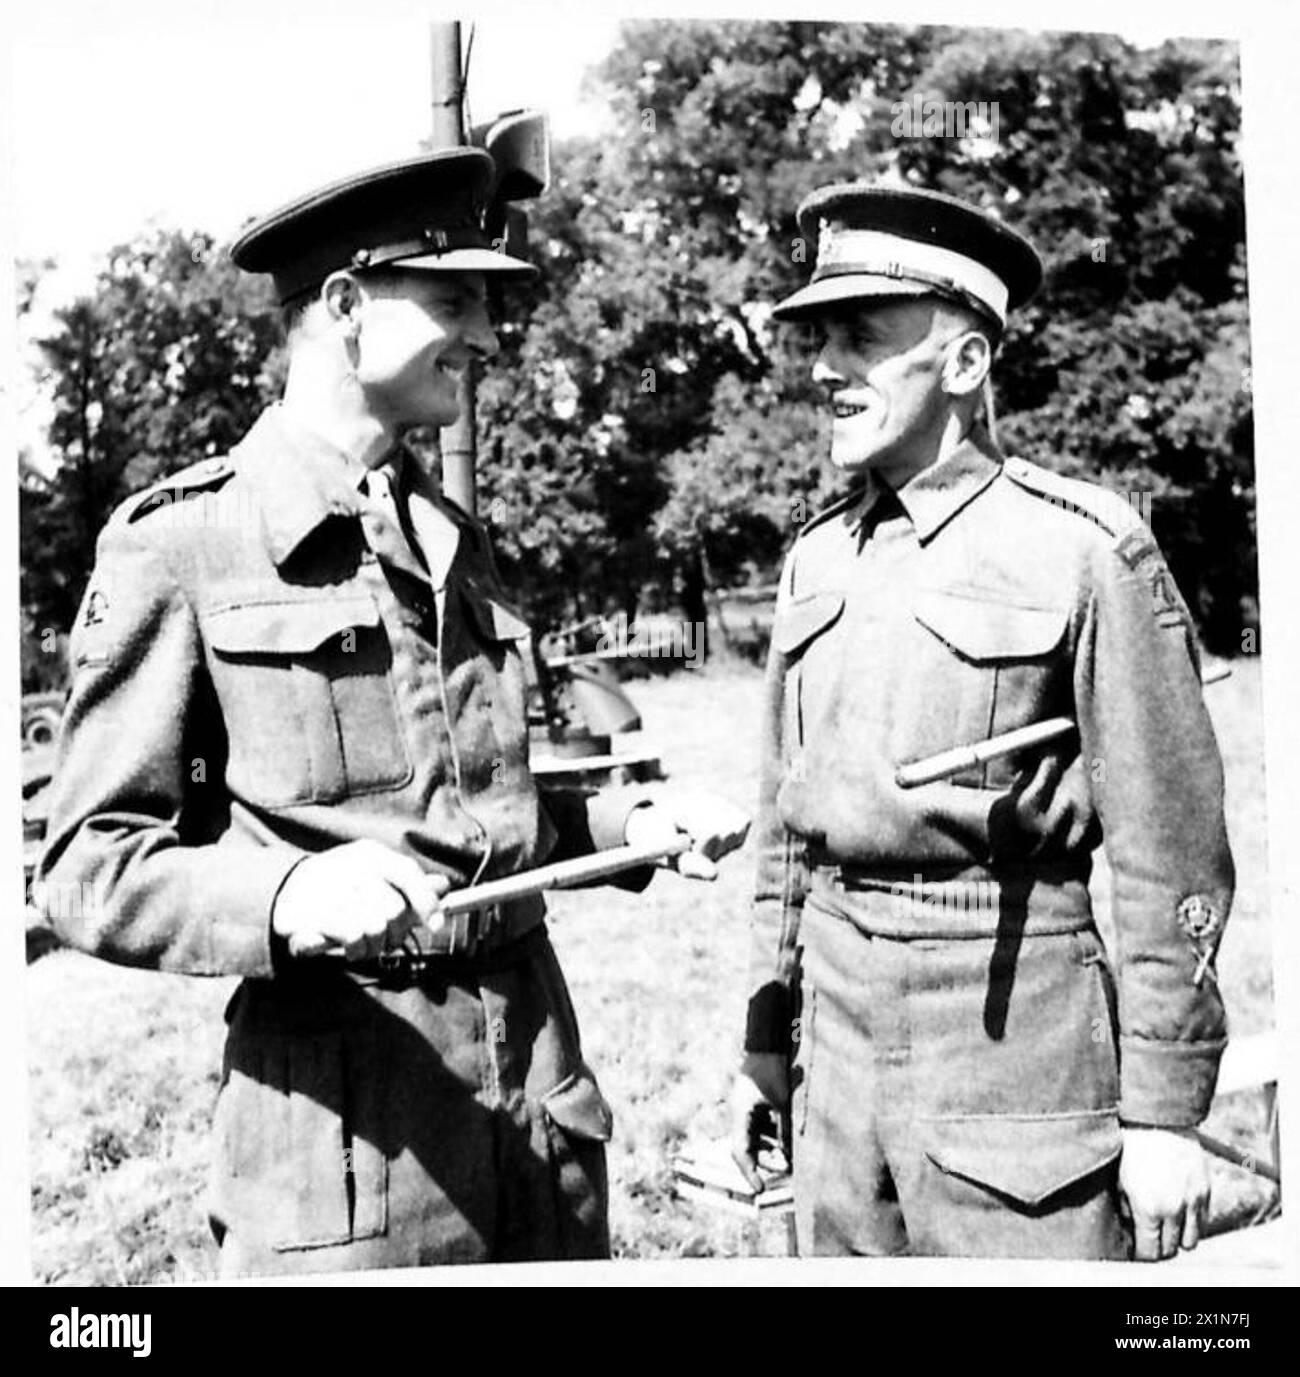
932, 295, 1004, 355
280, 290, 316, 340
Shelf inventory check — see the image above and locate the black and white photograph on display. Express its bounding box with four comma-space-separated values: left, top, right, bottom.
5, 0, 1297, 1309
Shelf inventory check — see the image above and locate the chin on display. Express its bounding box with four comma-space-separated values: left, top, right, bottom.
829, 417, 888, 472
828, 439, 880, 474
413, 394, 461, 429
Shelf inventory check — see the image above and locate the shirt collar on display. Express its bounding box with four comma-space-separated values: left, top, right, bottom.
891, 430, 1002, 543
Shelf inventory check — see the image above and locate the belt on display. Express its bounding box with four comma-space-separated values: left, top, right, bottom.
303, 895, 547, 987
809, 860, 1094, 940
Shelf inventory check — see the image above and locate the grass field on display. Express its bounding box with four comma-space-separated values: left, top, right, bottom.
24, 655, 1278, 1282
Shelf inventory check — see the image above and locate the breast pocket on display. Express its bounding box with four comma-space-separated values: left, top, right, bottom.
202, 593, 412, 807
898, 589, 1068, 789
770, 591, 845, 750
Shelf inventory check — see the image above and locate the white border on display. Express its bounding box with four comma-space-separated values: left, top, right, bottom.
3, 0, 1297, 1290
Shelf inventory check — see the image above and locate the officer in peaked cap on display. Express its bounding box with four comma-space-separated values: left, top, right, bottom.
772, 181, 1042, 327
730, 182, 1233, 1261
39, 148, 747, 1275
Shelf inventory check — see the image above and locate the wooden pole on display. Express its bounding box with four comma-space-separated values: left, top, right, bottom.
429, 21, 477, 514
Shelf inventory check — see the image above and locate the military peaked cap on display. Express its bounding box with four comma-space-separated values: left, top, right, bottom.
230, 147, 536, 304
773, 183, 1043, 328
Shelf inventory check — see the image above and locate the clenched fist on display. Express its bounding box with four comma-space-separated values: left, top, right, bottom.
272, 839, 450, 961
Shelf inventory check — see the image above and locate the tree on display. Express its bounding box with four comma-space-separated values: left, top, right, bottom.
20, 232, 282, 686
478, 21, 1252, 653
22, 24, 1254, 668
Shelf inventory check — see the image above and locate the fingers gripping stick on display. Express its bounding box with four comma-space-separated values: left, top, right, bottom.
317, 837, 693, 960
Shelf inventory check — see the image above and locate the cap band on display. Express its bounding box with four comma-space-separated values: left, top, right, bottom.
816, 225, 1010, 325
273, 222, 490, 303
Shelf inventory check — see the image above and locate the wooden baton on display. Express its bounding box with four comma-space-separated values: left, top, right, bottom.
895, 663, 1232, 790
316, 836, 694, 958
436, 835, 692, 915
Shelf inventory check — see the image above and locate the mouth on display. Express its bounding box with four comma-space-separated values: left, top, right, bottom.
832, 393, 873, 421
434, 358, 464, 382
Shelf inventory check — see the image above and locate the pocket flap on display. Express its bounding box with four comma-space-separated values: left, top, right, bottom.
923, 1109, 1120, 1207
462, 588, 531, 643
540, 1069, 614, 1142
913, 590, 1067, 663
772, 592, 845, 656
204, 596, 381, 655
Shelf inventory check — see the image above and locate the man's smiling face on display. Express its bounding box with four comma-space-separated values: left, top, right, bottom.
352, 270, 498, 431
812, 295, 968, 484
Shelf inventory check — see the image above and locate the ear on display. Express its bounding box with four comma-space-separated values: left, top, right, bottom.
320, 270, 363, 331
941, 330, 993, 399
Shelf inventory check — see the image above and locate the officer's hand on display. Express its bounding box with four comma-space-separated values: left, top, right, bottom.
1119, 1126, 1211, 1260
729, 1052, 790, 1192
1008, 749, 1094, 853
624, 791, 750, 881
272, 840, 450, 961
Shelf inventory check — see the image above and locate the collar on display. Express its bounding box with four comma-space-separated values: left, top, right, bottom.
891, 431, 1002, 543
234, 404, 372, 565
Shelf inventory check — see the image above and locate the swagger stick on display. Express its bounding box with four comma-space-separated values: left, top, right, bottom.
895, 663, 1233, 790
319, 837, 692, 960
437, 835, 691, 915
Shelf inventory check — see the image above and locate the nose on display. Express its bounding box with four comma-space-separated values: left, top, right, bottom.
464, 300, 500, 363
812, 350, 844, 389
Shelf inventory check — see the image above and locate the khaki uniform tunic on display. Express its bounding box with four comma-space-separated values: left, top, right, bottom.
743, 434, 1233, 1256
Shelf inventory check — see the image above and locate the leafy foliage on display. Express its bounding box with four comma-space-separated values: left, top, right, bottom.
20, 233, 282, 682
19, 23, 1254, 687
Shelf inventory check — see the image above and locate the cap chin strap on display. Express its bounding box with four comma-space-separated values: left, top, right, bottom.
815, 225, 1010, 325
982, 376, 999, 447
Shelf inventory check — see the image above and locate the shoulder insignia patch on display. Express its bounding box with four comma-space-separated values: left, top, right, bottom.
1114, 527, 1160, 572
72, 578, 113, 669
1114, 527, 1186, 629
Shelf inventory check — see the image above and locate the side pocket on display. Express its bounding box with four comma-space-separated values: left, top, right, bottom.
921, 1107, 1122, 1210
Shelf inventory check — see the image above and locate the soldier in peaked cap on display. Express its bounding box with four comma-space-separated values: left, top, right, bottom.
38, 147, 747, 1275
730, 183, 1233, 1261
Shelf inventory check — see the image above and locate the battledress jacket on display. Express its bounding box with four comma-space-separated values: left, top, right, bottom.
744, 435, 1234, 1129
37, 404, 649, 976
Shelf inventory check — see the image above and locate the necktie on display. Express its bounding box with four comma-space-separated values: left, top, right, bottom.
361, 464, 461, 591
362, 466, 430, 572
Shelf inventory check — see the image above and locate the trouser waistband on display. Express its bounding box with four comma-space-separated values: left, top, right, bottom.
809, 862, 1094, 940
